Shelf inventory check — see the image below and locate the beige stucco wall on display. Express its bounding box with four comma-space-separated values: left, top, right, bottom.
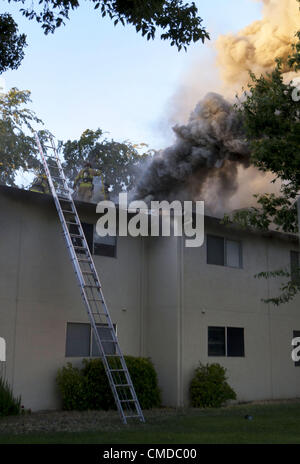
144, 234, 183, 407
1, 186, 300, 411
0, 188, 145, 410
182, 220, 300, 406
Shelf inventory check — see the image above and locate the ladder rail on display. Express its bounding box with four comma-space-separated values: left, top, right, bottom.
34, 133, 145, 424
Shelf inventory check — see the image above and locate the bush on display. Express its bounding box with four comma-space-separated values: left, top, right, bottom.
189, 363, 236, 408
56, 363, 87, 410
0, 377, 21, 416
56, 356, 161, 411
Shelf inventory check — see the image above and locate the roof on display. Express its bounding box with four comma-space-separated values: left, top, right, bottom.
0, 184, 299, 245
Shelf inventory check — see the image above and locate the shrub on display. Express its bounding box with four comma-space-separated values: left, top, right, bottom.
125, 356, 161, 409
81, 358, 116, 411
56, 356, 161, 411
0, 377, 21, 416
189, 363, 236, 408
56, 363, 87, 410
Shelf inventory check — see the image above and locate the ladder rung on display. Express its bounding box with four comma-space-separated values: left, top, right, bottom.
66, 221, 79, 226
82, 271, 94, 275
84, 284, 100, 288
91, 312, 109, 317
110, 369, 126, 372
70, 234, 83, 238
120, 399, 136, 403
98, 339, 117, 343
78, 258, 91, 262
124, 415, 143, 419
62, 209, 75, 214
115, 384, 131, 388
74, 246, 88, 250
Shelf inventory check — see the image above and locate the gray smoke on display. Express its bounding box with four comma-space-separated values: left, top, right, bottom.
133, 92, 250, 212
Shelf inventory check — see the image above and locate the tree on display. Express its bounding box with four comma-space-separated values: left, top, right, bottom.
6, 0, 209, 54
0, 13, 27, 74
0, 88, 42, 185
225, 27, 300, 306
62, 128, 151, 195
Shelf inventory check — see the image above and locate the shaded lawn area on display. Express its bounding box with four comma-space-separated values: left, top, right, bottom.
1, 401, 300, 444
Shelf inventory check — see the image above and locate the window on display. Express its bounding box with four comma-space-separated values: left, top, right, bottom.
208, 326, 225, 356
207, 235, 242, 268
65, 322, 116, 357
94, 233, 117, 258
208, 326, 245, 357
227, 327, 245, 357
290, 251, 300, 285
70, 222, 117, 257
81, 223, 94, 253
92, 324, 116, 356
293, 330, 300, 367
65, 323, 91, 357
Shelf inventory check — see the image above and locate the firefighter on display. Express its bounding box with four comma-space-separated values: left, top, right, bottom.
73, 161, 102, 202
29, 173, 50, 194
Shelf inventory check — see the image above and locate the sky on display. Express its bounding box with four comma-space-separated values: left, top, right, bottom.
1, 0, 263, 151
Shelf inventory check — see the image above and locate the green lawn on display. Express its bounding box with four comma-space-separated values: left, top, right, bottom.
1, 401, 300, 444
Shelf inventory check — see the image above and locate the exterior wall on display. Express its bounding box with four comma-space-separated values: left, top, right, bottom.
0, 188, 144, 410
182, 220, 300, 406
144, 234, 183, 407
1, 186, 300, 411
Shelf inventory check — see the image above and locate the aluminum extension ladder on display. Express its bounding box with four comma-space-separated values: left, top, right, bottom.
35, 133, 145, 424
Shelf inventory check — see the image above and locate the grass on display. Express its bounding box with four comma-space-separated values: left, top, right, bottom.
1, 401, 300, 444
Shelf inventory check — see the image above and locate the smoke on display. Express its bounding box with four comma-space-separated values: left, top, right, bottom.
216, 0, 300, 91
134, 0, 299, 215
134, 92, 250, 212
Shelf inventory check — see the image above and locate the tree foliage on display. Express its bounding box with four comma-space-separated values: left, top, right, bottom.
0, 89, 151, 192
0, 13, 27, 74
225, 25, 300, 306
62, 128, 151, 195
6, 0, 209, 51
0, 88, 42, 186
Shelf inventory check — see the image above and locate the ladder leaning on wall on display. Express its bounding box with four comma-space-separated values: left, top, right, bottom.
34, 132, 145, 425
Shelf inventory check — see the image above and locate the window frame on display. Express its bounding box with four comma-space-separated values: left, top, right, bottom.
208, 326, 245, 358
93, 227, 118, 259
65, 322, 117, 358
207, 326, 226, 357
79, 222, 117, 258
206, 234, 243, 269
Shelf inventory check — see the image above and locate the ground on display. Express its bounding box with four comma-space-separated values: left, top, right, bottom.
0, 400, 300, 443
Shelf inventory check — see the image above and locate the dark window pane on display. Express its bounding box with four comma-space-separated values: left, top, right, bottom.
208, 326, 225, 356
207, 235, 224, 266
92, 324, 116, 356
94, 233, 116, 258
227, 327, 244, 357
293, 330, 300, 367
66, 323, 90, 357
81, 223, 94, 253
290, 251, 300, 285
